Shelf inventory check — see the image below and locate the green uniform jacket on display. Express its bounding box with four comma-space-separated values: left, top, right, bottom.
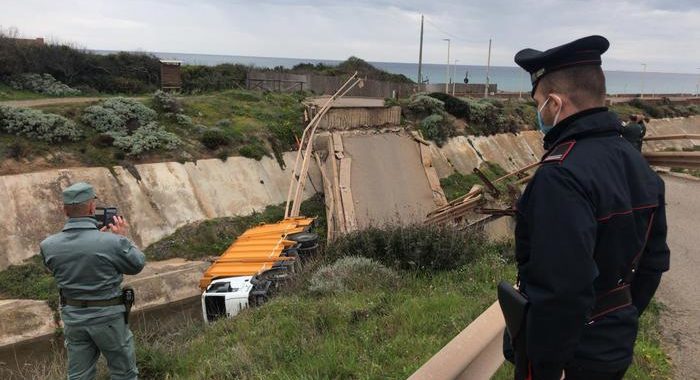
40, 217, 145, 326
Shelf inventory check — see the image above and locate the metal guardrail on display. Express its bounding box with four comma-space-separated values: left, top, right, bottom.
408, 301, 505, 380
644, 151, 700, 169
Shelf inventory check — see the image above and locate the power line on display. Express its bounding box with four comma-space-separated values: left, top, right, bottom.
423, 16, 486, 44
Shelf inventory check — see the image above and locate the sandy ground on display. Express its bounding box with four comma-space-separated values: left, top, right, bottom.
0, 97, 103, 107
342, 133, 436, 228
657, 174, 700, 379
0, 96, 147, 108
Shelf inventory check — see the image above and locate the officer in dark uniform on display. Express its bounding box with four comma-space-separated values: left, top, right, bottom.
504, 36, 670, 380
621, 114, 647, 151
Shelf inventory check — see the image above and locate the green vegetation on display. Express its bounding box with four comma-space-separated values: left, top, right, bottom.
145, 194, 326, 261
403, 93, 536, 145
120, 221, 512, 379
0, 32, 160, 94
0, 89, 306, 173
610, 99, 700, 121
0, 105, 82, 142
440, 162, 507, 201
289, 56, 413, 84
0, 82, 51, 101
670, 167, 700, 178
0, 255, 56, 308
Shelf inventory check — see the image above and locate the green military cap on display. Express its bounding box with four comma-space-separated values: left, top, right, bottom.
62, 182, 97, 204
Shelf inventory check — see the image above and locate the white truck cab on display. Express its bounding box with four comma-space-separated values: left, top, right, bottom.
201, 276, 268, 323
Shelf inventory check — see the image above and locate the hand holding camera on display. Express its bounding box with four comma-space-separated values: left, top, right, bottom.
100, 215, 129, 236
96, 207, 129, 236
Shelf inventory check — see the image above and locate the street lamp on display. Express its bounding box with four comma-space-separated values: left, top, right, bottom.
640, 63, 647, 99
695, 67, 700, 97
443, 38, 451, 93
452, 59, 459, 96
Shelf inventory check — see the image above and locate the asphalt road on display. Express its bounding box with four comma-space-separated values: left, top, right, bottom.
657, 174, 700, 379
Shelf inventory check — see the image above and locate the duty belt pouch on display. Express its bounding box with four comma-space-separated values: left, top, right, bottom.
122, 287, 135, 324
498, 281, 530, 380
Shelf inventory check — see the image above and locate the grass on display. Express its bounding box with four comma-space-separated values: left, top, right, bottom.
0, 255, 57, 308
129, 229, 516, 380
145, 194, 326, 261
440, 161, 507, 201
0, 83, 49, 101
670, 167, 700, 178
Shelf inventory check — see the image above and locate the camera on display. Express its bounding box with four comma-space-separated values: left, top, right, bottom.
95, 207, 119, 229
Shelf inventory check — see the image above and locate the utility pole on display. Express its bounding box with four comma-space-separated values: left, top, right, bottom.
417, 14, 424, 91
484, 38, 492, 98
518, 69, 524, 99
443, 38, 451, 93
452, 59, 459, 96
695, 67, 700, 97
640, 63, 647, 99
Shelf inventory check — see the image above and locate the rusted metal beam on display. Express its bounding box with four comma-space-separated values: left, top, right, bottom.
473, 167, 501, 197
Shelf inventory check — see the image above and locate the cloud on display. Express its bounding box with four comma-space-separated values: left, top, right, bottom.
0, 0, 697, 73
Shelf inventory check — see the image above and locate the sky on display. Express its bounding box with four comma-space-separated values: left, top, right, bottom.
1, 0, 699, 73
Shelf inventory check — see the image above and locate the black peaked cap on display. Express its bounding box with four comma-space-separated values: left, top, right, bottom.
514, 35, 609, 96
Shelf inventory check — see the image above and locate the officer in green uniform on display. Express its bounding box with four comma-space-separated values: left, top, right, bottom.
40, 182, 145, 380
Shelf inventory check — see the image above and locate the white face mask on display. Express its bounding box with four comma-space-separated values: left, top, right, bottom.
537, 95, 563, 134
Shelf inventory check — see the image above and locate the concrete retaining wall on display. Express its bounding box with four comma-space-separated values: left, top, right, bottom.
0, 152, 320, 269
433, 115, 700, 179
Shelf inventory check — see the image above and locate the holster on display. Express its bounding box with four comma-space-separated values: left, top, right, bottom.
498, 281, 530, 380
122, 287, 135, 324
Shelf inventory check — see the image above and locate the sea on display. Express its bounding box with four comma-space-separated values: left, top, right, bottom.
98, 50, 700, 96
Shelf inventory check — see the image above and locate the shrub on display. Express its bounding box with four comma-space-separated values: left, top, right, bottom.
420, 113, 454, 146
428, 92, 470, 119
239, 141, 269, 160
81, 97, 157, 132
91, 133, 115, 148
199, 129, 231, 150
152, 90, 182, 113
0, 105, 82, 142
110, 122, 181, 156
181, 64, 248, 93
407, 94, 445, 116
325, 223, 487, 271
215, 119, 232, 128
8, 73, 81, 96
5, 139, 29, 159
629, 99, 664, 118
175, 114, 193, 127
464, 99, 519, 135
308, 256, 399, 295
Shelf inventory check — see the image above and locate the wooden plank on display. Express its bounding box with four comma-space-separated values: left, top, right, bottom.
329, 135, 346, 234
419, 143, 448, 207
314, 152, 335, 242
333, 132, 345, 159
338, 157, 358, 232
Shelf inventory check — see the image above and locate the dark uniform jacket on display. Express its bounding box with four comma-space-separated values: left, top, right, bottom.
514, 108, 670, 378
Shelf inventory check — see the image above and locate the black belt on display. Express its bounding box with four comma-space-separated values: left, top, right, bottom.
62, 296, 124, 308
589, 284, 632, 322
